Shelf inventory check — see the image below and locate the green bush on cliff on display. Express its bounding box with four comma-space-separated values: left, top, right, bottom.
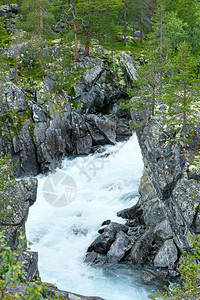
151, 234, 200, 300
0, 232, 63, 299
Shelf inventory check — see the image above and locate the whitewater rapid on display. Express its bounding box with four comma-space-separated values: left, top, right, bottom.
26, 135, 151, 300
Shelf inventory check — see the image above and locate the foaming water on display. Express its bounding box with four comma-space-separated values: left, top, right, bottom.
26, 135, 151, 300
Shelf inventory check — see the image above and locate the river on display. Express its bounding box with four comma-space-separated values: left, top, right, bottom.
26, 134, 152, 300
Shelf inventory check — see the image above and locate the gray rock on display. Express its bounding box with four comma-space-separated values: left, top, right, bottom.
154, 220, 173, 241
87, 222, 128, 254
154, 239, 178, 268
18, 251, 39, 281
9, 68, 17, 83
4, 83, 26, 112
131, 230, 153, 264
117, 202, 143, 221
86, 114, 116, 145
71, 112, 88, 138
8, 44, 27, 58
120, 52, 137, 82
138, 169, 166, 227
43, 74, 57, 94
76, 134, 92, 155
13, 119, 39, 177
32, 104, 47, 122
141, 270, 156, 284
0, 178, 37, 226
84, 64, 104, 86
5, 282, 104, 300
107, 231, 132, 264
0, 4, 18, 18
133, 30, 145, 40
0, 177, 37, 249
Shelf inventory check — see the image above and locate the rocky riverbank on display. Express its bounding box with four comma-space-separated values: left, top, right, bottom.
85, 109, 200, 284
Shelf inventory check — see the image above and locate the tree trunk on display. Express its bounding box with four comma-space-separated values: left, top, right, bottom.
8, 0, 11, 9
140, 0, 144, 43
85, 29, 91, 56
183, 82, 187, 142
72, 0, 78, 61
152, 70, 155, 116
40, 5, 44, 74
124, 4, 127, 46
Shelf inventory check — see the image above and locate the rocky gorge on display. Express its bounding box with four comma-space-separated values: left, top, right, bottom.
1, 3, 200, 299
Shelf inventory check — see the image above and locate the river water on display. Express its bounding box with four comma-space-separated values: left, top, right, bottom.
26, 135, 152, 300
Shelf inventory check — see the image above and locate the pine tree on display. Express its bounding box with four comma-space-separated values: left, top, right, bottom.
76, 0, 124, 56
18, 0, 55, 74
163, 41, 199, 144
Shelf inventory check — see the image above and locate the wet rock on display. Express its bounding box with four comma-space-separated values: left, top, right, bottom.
71, 224, 88, 236
107, 231, 133, 264
117, 202, 143, 221
131, 230, 153, 264
154, 239, 178, 268
101, 220, 111, 226
87, 222, 128, 254
72, 112, 88, 138
141, 270, 156, 284
116, 119, 132, 142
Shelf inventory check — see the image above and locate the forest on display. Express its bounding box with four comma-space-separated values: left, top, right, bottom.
0, 0, 200, 149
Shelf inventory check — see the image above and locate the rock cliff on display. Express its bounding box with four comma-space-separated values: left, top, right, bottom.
86, 110, 200, 282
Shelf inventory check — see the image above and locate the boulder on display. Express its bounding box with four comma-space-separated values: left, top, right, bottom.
154, 239, 178, 268
84, 64, 104, 86
107, 231, 132, 264
86, 114, 116, 145
87, 222, 128, 254
117, 202, 143, 221
120, 52, 137, 83
131, 229, 153, 264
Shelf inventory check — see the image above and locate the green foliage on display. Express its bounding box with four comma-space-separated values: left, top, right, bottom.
163, 41, 200, 143
76, 0, 124, 51
163, 11, 188, 52
0, 232, 26, 300
0, 231, 63, 299
151, 234, 200, 300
